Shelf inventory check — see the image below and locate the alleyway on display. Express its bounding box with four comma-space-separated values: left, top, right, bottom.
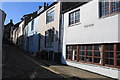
2, 42, 115, 80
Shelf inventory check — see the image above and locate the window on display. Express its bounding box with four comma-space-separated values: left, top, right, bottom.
111, 1, 120, 13
94, 45, 102, 64
72, 46, 77, 61
99, 0, 120, 17
66, 46, 77, 61
104, 44, 114, 65
31, 20, 34, 31
75, 10, 80, 23
79, 46, 85, 62
66, 46, 72, 60
66, 44, 120, 68
46, 8, 54, 23
116, 44, 120, 66
69, 10, 80, 25
69, 12, 74, 25
45, 29, 54, 48
86, 45, 93, 63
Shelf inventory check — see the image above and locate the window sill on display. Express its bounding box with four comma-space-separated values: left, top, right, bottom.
100, 11, 120, 19
46, 20, 54, 24
68, 22, 81, 27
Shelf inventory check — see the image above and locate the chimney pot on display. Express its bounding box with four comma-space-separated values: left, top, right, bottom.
38, 6, 42, 9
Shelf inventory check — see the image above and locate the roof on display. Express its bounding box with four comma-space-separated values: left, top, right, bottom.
62, 2, 89, 13
13, 21, 22, 30
25, 2, 58, 24
0, 9, 6, 15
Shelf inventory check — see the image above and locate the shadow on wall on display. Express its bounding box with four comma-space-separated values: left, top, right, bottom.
14, 29, 64, 64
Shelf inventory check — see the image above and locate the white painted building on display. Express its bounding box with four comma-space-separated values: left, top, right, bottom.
27, 16, 39, 53
62, 0, 120, 79
37, 2, 62, 61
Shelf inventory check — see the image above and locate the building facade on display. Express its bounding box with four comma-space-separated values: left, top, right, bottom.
37, 2, 62, 62
62, 0, 120, 79
12, 22, 21, 45
27, 16, 39, 53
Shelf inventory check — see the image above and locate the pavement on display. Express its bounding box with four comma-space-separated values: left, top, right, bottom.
2, 43, 116, 80
34, 59, 116, 80
21, 48, 115, 80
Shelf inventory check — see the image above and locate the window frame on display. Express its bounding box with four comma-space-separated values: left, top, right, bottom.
46, 8, 54, 24
104, 44, 115, 66
66, 44, 120, 69
99, 0, 120, 18
45, 29, 54, 48
69, 9, 80, 26
31, 20, 34, 31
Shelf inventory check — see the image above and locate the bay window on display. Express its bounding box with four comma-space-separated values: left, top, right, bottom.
66, 43, 120, 68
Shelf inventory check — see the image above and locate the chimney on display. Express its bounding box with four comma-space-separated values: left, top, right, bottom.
38, 6, 42, 9
44, 2, 48, 9
10, 19, 13, 23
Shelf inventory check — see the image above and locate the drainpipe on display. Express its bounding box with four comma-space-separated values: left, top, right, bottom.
58, 2, 61, 53
58, 2, 62, 63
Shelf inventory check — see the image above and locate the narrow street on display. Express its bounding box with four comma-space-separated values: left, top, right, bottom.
2, 42, 65, 80
2, 42, 115, 80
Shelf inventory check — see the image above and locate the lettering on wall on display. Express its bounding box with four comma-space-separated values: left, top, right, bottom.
84, 24, 94, 27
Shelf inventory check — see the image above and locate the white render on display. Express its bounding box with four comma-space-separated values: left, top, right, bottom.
12, 27, 18, 44
17, 21, 24, 46
38, 2, 61, 53
64, 1, 119, 45
18, 21, 24, 38
27, 17, 39, 37
62, 0, 120, 79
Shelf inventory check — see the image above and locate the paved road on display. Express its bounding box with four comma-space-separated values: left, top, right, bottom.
2, 43, 64, 80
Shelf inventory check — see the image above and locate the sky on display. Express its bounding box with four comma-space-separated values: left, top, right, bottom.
1, 2, 54, 25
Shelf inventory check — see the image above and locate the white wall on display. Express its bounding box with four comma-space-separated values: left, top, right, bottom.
64, 0, 119, 45
62, 0, 120, 79
38, 2, 60, 53
28, 17, 39, 37
18, 21, 24, 38
118, 14, 120, 42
